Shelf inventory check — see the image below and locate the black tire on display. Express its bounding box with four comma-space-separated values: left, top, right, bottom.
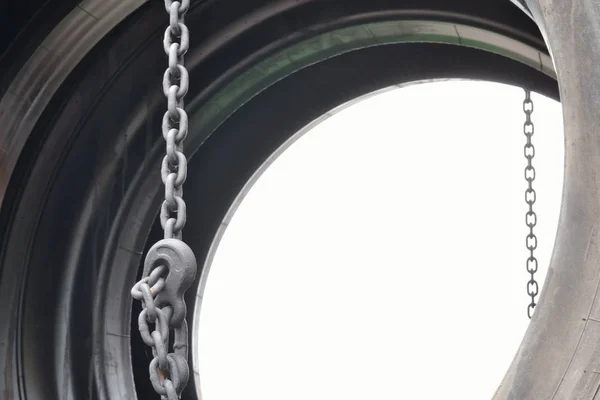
494, 1, 600, 399
0, 0, 565, 399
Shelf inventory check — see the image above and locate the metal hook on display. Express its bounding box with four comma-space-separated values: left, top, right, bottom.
142, 238, 197, 327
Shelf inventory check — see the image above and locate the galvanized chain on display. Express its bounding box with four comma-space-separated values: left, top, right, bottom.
523, 90, 539, 319
131, 1, 197, 399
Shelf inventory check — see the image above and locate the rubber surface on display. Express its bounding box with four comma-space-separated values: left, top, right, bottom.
495, 1, 600, 399
0, 0, 572, 398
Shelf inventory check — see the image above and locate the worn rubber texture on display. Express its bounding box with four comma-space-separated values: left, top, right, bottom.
0, 0, 565, 398
494, 1, 600, 399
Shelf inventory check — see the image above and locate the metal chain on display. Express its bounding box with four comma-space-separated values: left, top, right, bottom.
161, 0, 191, 241
523, 89, 539, 319
131, 1, 197, 399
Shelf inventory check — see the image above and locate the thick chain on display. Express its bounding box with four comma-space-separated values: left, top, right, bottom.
523, 90, 539, 319
131, 1, 197, 399
161, 0, 191, 241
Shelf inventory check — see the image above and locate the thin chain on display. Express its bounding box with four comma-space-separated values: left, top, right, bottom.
523, 90, 539, 319
131, 1, 197, 399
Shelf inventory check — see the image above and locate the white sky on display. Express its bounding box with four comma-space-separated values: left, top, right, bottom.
197, 80, 564, 399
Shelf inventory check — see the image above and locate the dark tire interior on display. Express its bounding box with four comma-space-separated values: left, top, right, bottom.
0, 0, 560, 398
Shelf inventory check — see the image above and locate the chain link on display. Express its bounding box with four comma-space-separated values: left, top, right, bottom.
523, 90, 539, 319
131, 1, 197, 398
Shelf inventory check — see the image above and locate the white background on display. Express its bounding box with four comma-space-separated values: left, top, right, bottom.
197, 81, 564, 399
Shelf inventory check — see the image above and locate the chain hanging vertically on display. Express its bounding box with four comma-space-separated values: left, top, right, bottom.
131, 1, 197, 399
523, 89, 539, 319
